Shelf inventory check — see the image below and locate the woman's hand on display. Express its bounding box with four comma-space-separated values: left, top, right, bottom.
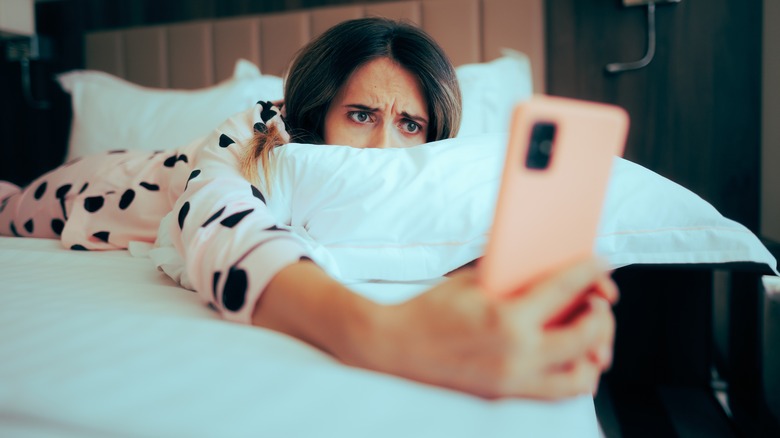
350, 258, 617, 400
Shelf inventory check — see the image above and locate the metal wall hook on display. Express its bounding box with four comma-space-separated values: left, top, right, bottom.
606, 2, 657, 74
3, 35, 53, 110
605, 0, 682, 74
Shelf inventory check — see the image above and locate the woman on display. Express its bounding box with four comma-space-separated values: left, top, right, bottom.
0, 18, 616, 400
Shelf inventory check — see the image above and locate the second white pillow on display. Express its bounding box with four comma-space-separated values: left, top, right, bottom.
57, 60, 284, 160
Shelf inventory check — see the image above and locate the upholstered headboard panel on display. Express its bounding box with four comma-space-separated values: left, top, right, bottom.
84, 0, 545, 93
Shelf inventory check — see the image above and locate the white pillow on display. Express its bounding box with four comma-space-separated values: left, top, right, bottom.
262, 134, 777, 281
58, 53, 529, 161
455, 50, 534, 137
57, 60, 284, 160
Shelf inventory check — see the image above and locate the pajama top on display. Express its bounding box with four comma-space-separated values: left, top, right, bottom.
0, 101, 310, 324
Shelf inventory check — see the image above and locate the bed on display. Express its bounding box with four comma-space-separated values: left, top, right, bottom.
1, 0, 778, 436
0, 237, 602, 437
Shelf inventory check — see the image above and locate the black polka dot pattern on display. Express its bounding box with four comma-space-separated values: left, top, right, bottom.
164, 154, 189, 167
54, 184, 73, 220
119, 189, 135, 210
139, 182, 160, 191
34, 182, 47, 200
220, 209, 254, 228
202, 206, 225, 227
222, 267, 248, 312
10, 222, 21, 237
84, 196, 104, 213
0, 101, 299, 318
251, 185, 266, 204
178, 202, 190, 229
51, 219, 64, 236
212, 271, 221, 301
259, 101, 277, 123
185, 169, 201, 191
56, 184, 72, 219
108, 150, 127, 154
56, 184, 72, 199
92, 231, 110, 243
0, 197, 8, 213
219, 134, 235, 148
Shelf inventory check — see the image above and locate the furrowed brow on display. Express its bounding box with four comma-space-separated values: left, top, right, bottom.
345, 104, 378, 112
402, 111, 428, 125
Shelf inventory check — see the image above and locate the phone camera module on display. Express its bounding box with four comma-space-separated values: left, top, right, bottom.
525, 122, 557, 170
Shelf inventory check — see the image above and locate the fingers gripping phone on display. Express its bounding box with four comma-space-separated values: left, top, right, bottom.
479, 96, 629, 298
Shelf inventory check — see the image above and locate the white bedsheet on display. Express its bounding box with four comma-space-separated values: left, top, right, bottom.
0, 237, 600, 438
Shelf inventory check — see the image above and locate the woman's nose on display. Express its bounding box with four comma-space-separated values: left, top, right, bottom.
368, 123, 394, 149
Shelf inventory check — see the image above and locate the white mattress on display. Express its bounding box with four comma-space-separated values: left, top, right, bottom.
0, 236, 600, 438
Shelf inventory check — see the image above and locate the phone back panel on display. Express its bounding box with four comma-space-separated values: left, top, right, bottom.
479, 96, 629, 297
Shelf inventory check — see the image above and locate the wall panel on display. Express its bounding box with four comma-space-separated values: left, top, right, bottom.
547, 0, 761, 230
420, 0, 480, 66
213, 17, 262, 82
124, 27, 168, 87
85, 30, 124, 77
260, 11, 311, 76
364, 1, 421, 25
168, 22, 214, 89
483, 0, 545, 92
311, 5, 363, 38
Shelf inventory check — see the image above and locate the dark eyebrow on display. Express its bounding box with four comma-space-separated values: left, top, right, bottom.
401, 111, 428, 126
345, 104, 428, 125
345, 104, 378, 112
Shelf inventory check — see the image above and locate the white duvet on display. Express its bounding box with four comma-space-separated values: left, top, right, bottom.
0, 237, 600, 437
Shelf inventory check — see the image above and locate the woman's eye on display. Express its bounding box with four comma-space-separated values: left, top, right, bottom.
349, 111, 372, 124
402, 121, 421, 134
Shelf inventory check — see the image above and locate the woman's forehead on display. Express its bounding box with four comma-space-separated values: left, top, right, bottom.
336, 58, 427, 115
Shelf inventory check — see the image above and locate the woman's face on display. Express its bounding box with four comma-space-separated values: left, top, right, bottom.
323, 57, 429, 149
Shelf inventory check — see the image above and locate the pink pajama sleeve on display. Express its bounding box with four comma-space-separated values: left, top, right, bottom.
169, 103, 310, 324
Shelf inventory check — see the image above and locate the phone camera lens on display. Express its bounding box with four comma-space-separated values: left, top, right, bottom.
525, 122, 556, 170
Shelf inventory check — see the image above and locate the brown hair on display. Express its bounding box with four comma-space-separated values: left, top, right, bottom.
242, 17, 462, 187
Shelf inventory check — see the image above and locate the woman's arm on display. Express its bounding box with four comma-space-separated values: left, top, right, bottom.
252, 257, 617, 400
173, 103, 616, 400
251, 259, 383, 363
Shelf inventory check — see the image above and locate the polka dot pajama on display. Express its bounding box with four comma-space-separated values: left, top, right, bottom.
0, 102, 310, 323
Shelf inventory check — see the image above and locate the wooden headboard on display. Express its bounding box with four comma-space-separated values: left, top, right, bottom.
83, 0, 545, 93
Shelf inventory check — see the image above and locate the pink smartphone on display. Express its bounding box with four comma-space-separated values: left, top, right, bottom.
479, 95, 629, 298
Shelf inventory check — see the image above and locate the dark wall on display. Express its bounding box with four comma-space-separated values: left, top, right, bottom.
0, 0, 763, 233
0, 0, 83, 187
547, 0, 762, 231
